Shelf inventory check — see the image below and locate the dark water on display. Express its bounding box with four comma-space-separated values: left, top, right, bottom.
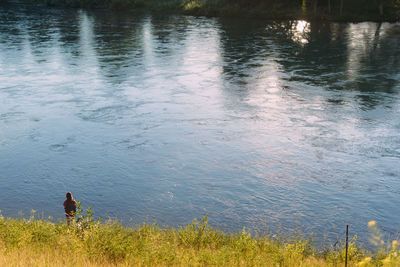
1, 3, 399, 245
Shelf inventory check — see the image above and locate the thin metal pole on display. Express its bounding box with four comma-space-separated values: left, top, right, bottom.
345, 225, 349, 267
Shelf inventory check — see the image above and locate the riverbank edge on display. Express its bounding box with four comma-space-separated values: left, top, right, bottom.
3, 0, 400, 22
0, 213, 399, 266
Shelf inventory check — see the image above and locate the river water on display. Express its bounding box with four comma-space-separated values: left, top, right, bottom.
0, 3, 399, 245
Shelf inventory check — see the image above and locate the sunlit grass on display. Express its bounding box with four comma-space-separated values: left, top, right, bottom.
0, 211, 399, 266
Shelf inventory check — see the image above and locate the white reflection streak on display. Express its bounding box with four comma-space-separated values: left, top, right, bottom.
79, 11, 100, 80
345, 23, 376, 82
179, 23, 223, 99
46, 28, 70, 85
142, 18, 154, 66
346, 24, 363, 81
22, 38, 34, 73
0, 45, 2, 73
250, 60, 283, 109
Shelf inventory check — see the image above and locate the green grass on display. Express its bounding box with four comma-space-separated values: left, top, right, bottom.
0, 210, 399, 266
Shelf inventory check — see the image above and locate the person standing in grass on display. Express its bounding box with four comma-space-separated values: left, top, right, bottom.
63, 192, 77, 225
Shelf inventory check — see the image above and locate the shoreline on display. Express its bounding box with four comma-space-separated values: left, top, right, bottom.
2, 0, 400, 23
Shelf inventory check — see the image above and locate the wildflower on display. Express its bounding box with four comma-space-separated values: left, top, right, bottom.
382, 257, 390, 265
392, 240, 398, 249
358, 257, 372, 266
368, 221, 376, 227
363, 257, 372, 263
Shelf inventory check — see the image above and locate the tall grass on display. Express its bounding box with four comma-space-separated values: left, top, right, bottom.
1, 210, 399, 266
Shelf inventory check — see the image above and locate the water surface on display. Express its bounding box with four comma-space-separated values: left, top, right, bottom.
1, 4, 400, 245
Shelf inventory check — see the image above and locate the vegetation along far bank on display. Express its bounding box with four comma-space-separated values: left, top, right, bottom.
2, 0, 400, 22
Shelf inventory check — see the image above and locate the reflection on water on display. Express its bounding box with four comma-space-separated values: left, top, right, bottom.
291, 20, 310, 45
0, 4, 400, 245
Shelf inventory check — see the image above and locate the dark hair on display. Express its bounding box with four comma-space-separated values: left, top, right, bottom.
65, 192, 77, 214
66, 192, 74, 201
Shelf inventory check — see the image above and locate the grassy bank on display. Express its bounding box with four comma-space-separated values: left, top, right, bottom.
6, 0, 400, 21
0, 211, 399, 266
